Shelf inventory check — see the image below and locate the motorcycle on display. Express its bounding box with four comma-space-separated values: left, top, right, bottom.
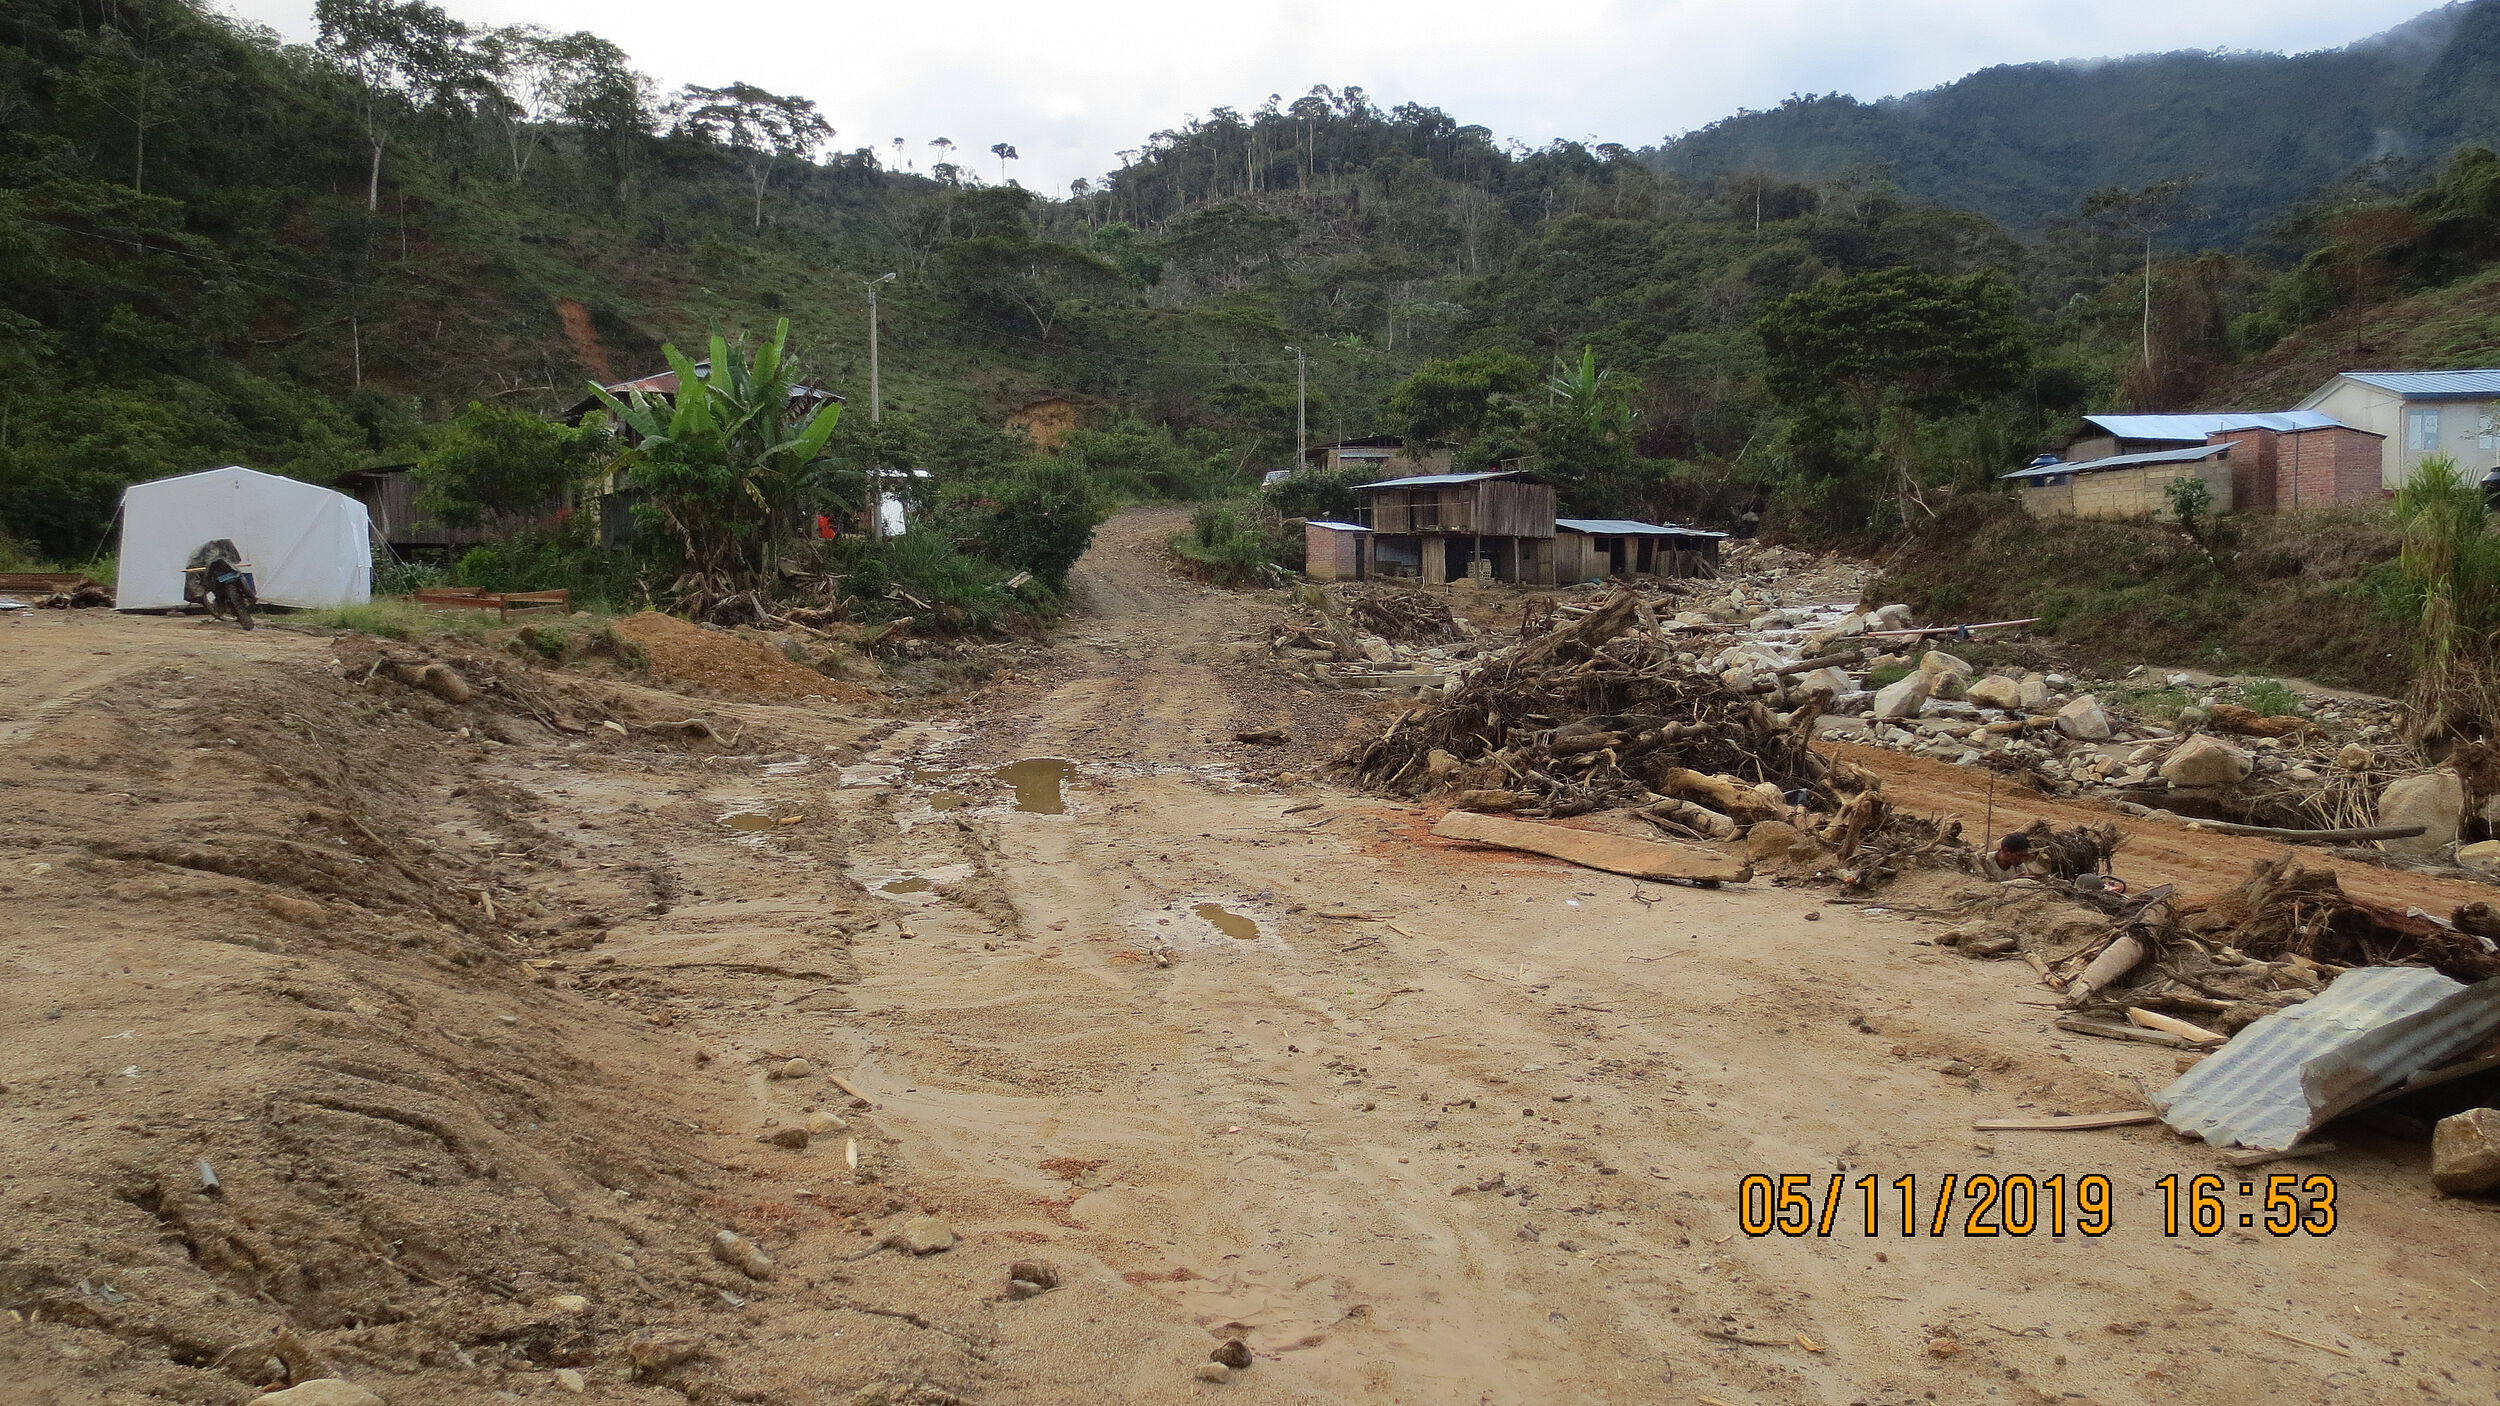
182, 539, 257, 630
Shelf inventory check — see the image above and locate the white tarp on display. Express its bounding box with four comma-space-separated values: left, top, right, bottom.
117, 465, 372, 611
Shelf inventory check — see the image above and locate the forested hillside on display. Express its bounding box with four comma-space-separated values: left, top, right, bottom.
1654, 0, 2500, 248
4, 0, 2500, 579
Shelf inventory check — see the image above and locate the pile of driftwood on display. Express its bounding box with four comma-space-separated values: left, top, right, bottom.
1341, 592, 1837, 814
1996, 852, 2500, 1046
1339, 585, 1463, 643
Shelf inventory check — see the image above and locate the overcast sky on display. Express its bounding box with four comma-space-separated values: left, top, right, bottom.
215, 0, 2440, 194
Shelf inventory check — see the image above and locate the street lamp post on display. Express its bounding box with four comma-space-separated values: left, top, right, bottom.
1284, 345, 1307, 472
862, 272, 896, 538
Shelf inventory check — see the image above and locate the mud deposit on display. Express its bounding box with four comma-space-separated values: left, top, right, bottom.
3, 509, 2496, 1406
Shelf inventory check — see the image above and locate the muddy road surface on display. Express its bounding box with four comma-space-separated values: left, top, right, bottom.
4, 512, 2496, 1406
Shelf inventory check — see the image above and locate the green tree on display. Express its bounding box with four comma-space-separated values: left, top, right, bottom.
314, 0, 481, 211
1758, 266, 2030, 522
670, 82, 832, 228
981, 458, 1105, 589
1382, 350, 1537, 450
414, 401, 600, 527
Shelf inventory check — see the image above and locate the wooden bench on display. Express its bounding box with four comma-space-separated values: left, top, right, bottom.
411, 587, 571, 621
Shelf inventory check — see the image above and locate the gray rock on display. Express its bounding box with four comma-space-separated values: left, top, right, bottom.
2056, 695, 2113, 742
1194, 1363, 1233, 1384
1918, 649, 1973, 679
1964, 675, 2022, 710
2341, 743, 2375, 772
553, 1369, 587, 1394
2456, 840, 2500, 881
778, 1057, 815, 1080
759, 1125, 810, 1150
712, 1230, 775, 1280
258, 1384, 385, 1406
2016, 675, 2049, 708
1871, 673, 1931, 720
2160, 735, 2253, 788
2431, 1107, 2500, 1195
2379, 770, 2465, 857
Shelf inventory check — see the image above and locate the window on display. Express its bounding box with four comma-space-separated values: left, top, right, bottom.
2408, 406, 2442, 452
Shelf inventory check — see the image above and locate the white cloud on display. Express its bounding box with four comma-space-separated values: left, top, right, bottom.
213, 0, 2440, 193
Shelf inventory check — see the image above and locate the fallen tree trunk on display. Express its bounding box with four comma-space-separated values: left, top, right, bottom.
2180, 820, 2428, 843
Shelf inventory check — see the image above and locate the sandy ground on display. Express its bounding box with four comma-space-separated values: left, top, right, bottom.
5, 515, 2500, 1406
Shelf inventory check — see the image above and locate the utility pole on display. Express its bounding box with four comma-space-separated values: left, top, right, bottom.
1284, 344, 1307, 472
862, 272, 896, 539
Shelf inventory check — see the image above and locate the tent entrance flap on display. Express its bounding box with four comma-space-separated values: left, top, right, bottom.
116, 465, 373, 611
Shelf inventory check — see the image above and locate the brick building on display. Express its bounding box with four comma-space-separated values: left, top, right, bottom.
2207, 422, 2386, 512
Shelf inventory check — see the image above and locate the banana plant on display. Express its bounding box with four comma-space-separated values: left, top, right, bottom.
585, 318, 843, 582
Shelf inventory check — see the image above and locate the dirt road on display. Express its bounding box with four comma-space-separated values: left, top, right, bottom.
5, 518, 2498, 1405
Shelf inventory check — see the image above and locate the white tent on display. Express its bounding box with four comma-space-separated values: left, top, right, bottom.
117, 465, 372, 611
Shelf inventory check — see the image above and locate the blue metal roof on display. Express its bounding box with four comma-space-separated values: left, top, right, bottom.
2002, 443, 2228, 482
2339, 370, 2500, 399
1356, 470, 1525, 489
1302, 520, 1371, 532
2083, 410, 2344, 440
1555, 517, 1726, 538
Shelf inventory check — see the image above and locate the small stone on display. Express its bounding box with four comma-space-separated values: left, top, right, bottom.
885, 1215, 956, 1256
1425, 748, 1461, 779
779, 1058, 816, 1080
805, 1110, 850, 1136
257, 1383, 385, 1406
546, 1294, 591, 1315
262, 893, 329, 926
760, 1125, 810, 1150
552, 1369, 587, 1394
627, 1332, 706, 1377
1210, 1339, 1253, 1370
1194, 1363, 1233, 1384
2431, 1108, 2500, 1195
1007, 1259, 1062, 1295
711, 1230, 774, 1280
1939, 1060, 1975, 1078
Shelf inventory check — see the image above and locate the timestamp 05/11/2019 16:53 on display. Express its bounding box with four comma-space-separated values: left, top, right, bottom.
1737, 1171, 2340, 1239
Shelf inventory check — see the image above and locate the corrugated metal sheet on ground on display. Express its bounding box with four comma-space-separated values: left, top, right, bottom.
2152, 968, 2500, 1151
2340, 369, 2500, 398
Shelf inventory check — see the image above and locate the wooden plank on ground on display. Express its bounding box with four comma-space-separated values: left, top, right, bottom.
1431, 810, 1750, 884
1972, 1111, 2156, 1132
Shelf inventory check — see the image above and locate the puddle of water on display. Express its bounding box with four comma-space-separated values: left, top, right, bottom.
1000, 758, 1074, 814
719, 812, 780, 832
881, 877, 933, 894
929, 793, 971, 811
1194, 902, 1259, 940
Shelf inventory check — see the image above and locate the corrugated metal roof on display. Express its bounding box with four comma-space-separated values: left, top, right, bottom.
2340, 369, 2500, 399
1356, 470, 1524, 489
2083, 410, 2345, 440
1302, 520, 1371, 533
2152, 967, 2500, 1151
1554, 517, 1728, 538
2000, 443, 2228, 482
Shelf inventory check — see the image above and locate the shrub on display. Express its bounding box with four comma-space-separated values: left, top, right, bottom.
2235, 677, 2301, 718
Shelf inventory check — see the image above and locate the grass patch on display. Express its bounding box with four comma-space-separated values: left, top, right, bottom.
2234, 677, 2302, 717
1866, 663, 1914, 690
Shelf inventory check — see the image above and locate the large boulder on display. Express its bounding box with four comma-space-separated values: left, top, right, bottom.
1964, 675, 2024, 711
2432, 1107, 2500, 1195
2055, 695, 2113, 741
1790, 666, 1852, 701
1868, 603, 1915, 631
2159, 735, 2253, 788
2379, 770, 2465, 857
2017, 674, 2050, 709
1870, 672, 1931, 720
1802, 611, 1868, 653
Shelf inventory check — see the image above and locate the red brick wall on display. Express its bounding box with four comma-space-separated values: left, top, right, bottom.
2210, 429, 2277, 512
2275, 427, 2386, 509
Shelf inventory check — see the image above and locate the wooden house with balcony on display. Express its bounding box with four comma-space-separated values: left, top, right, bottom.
1355, 468, 1556, 583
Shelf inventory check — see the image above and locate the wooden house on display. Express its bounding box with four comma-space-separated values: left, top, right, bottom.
1356, 469, 1555, 584
1552, 519, 1724, 581
336, 465, 500, 557
1304, 436, 1453, 478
